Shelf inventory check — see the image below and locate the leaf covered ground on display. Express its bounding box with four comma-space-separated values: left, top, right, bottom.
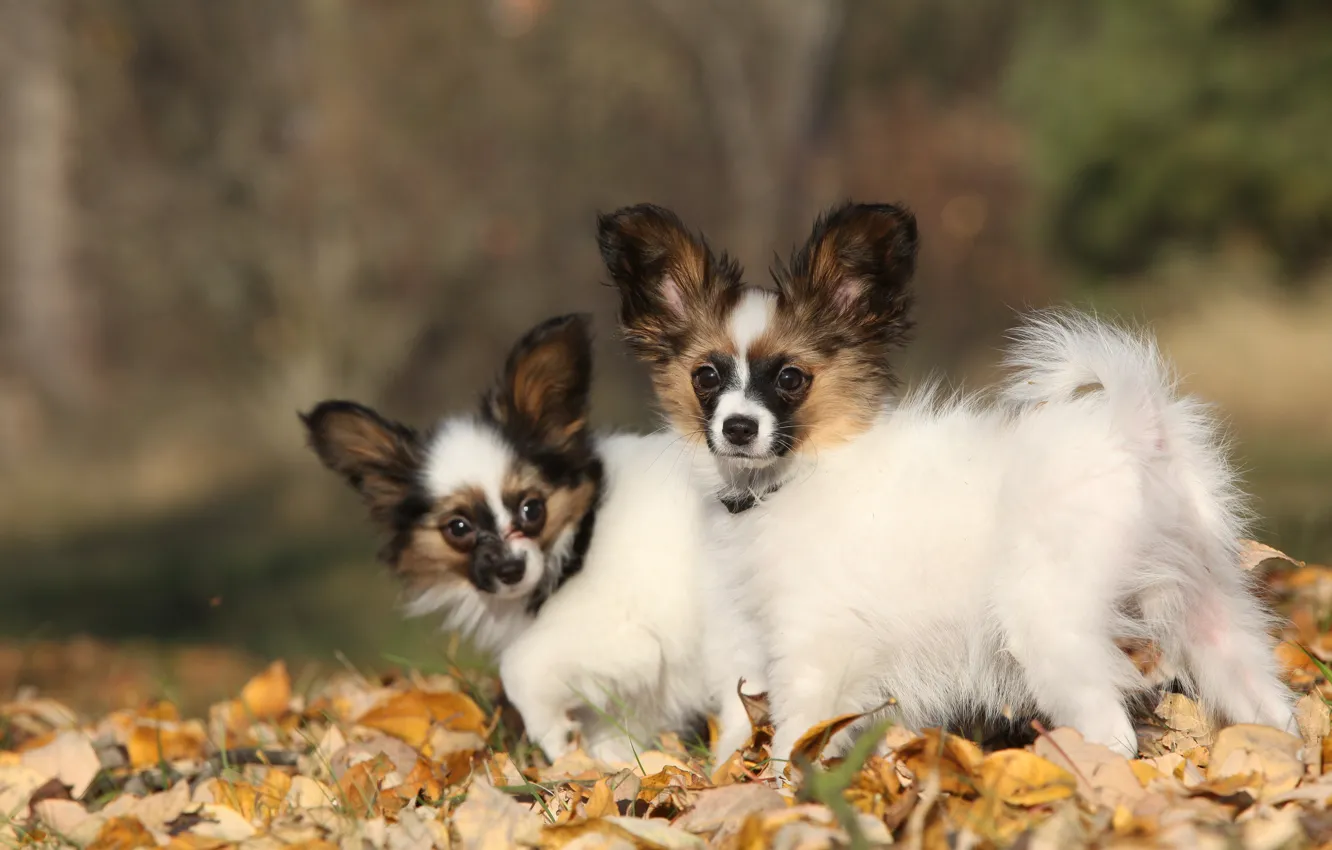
5, 543, 1332, 849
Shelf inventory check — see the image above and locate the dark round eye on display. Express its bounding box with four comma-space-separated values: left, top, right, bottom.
518, 496, 546, 533
443, 516, 475, 546
776, 366, 808, 393
692, 364, 721, 393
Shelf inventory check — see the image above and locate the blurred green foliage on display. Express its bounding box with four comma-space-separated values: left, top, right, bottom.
1008, 0, 1332, 277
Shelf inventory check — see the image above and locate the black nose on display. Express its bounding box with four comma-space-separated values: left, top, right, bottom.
722, 415, 758, 447
493, 557, 526, 585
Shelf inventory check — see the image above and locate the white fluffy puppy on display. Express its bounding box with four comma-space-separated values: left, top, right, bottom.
303, 314, 751, 762
599, 202, 1296, 761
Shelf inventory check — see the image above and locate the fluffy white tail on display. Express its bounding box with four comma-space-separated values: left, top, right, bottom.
1000, 310, 1248, 572
1001, 311, 1294, 731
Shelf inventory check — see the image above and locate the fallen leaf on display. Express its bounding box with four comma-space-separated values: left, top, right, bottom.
788, 711, 870, 765
1032, 727, 1146, 809
129, 780, 191, 832
672, 783, 785, 834
87, 816, 157, 850
337, 753, 393, 817
582, 777, 615, 819
1296, 692, 1330, 775
895, 728, 984, 796
285, 775, 336, 810
1207, 724, 1303, 801
238, 660, 292, 720
1239, 539, 1304, 571
357, 693, 432, 747
978, 749, 1077, 806
33, 798, 102, 844
20, 729, 101, 798
126, 720, 207, 769
452, 780, 542, 850
388, 806, 452, 850
187, 804, 257, 842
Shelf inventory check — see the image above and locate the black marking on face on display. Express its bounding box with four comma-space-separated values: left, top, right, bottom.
526, 457, 605, 615
742, 355, 811, 457
695, 354, 739, 452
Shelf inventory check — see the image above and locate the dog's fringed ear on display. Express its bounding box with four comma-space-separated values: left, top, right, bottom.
597, 204, 739, 361
301, 401, 424, 525
784, 202, 918, 347
484, 314, 593, 458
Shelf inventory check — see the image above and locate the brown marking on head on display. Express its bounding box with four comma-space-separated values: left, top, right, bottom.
390, 485, 489, 592
501, 461, 599, 551
301, 401, 425, 526
483, 314, 595, 468
755, 201, 919, 451
597, 204, 744, 366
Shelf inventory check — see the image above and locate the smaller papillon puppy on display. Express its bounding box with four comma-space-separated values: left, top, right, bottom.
302, 314, 747, 762
599, 202, 1296, 761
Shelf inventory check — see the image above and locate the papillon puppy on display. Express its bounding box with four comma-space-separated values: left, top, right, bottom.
598, 202, 1296, 761
302, 314, 749, 762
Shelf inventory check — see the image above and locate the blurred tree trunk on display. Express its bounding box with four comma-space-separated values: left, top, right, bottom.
0, 0, 93, 412
651, 0, 843, 265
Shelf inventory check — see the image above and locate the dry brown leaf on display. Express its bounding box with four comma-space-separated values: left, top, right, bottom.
0, 762, 54, 822
977, 749, 1077, 806
283, 775, 335, 812
672, 783, 785, 836
126, 719, 207, 769
1239, 539, 1304, 571
1206, 723, 1303, 801
635, 765, 709, 817
388, 806, 452, 850
788, 710, 870, 765
452, 780, 542, 850
19, 729, 101, 798
1296, 692, 1330, 775
87, 816, 157, 850
128, 779, 191, 833
188, 803, 258, 842
337, 752, 393, 817
895, 728, 984, 796
239, 660, 292, 720
1032, 727, 1146, 809
33, 798, 102, 844
356, 689, 486, 748
582, 777, 615, 819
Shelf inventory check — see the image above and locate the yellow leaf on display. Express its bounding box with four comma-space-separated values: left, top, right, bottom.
896, 729, 984, 796
421, 690, 488, 736
238, 660, 292, 720
126, 721, 207, 769
583, 777, 615, 819
978, 749, 1077, 806
87, 816, 156, 850
789, 710, 870, 764
356, 692, 432, 747
1129, 760, 1162, 787
337, 753, 392, 817
1207, 724, 1303, 801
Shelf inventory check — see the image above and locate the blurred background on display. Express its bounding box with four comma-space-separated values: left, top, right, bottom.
1, 0, 1330, 713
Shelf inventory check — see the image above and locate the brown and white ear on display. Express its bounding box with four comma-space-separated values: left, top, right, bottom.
484, 313, 593, 456
596, 204, 738, 361
785, 202, 918, 346
301, 401, 423, 525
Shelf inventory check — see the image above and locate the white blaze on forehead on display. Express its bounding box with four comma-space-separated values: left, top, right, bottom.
727, 289, 776, 358
712, 289, 778, 455
422, 419, 514, 528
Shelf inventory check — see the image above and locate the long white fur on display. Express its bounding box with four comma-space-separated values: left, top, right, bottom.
408, 425, 754, 763
700, 310, 1294, 760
